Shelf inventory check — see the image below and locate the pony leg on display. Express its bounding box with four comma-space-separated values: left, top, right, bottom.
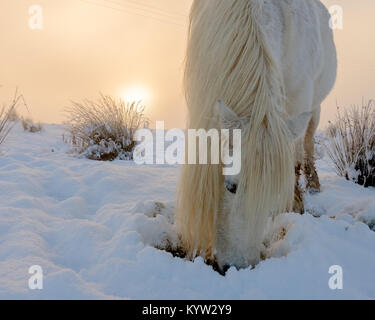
304, 107, 321, 193
293, 162, 305, 214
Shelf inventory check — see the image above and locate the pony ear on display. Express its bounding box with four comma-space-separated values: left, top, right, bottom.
285, 111, 313, 140
215, 99, 243, 129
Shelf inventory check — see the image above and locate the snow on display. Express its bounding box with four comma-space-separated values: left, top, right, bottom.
0, 124, 374, 299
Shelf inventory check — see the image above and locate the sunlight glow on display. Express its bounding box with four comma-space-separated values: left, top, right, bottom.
121, 86, 151, 104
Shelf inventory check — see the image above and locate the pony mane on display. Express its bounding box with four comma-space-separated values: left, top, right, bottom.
176, 0, 295, 263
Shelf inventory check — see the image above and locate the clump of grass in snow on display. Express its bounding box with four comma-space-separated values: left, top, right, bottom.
324, 99, 375, 187
22, 118, 43, 133
64, 94, 149, 161
0, 89, 26, 147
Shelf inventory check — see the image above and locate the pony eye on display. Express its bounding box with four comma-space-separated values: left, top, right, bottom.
225, 181, 237, 194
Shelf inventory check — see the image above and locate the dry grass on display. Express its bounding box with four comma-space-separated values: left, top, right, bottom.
22, 118, 42, 133
7, 108, 20, 122
64, 94, 149, 161
0, 89, 26, 147
324, 99, 375, 187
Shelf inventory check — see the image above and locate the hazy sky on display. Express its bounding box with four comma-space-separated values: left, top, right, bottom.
0, 0, 374, 129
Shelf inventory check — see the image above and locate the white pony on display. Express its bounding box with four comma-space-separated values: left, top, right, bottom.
176, 0, 337, 271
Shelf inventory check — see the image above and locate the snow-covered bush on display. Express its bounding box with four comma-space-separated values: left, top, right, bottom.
22, 118, 42, 133
324, 100, 375, 187
64, 94, 149, 161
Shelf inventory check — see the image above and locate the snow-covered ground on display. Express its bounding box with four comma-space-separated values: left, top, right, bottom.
0, 124, 374, 300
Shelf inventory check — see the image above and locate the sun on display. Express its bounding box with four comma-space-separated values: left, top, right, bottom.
121, 86, 151, 104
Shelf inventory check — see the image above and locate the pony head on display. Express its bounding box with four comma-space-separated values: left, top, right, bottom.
214, 100, 312, 270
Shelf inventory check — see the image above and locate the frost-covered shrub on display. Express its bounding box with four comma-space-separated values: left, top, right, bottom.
22, 118, 42, 133
64, 94, 149, 161
324, 100, 375, 187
